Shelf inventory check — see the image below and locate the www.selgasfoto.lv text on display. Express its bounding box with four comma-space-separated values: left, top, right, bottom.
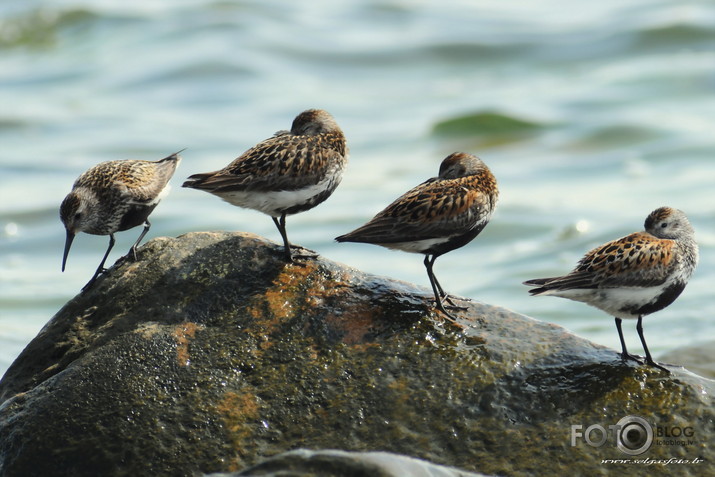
601, 457, 703, 466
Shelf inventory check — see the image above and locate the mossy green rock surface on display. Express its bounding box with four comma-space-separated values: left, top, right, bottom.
0, 232, 712, 476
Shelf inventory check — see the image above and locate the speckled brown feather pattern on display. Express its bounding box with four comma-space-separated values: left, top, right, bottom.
60, 152, 181, 235
183, 109, 347, 195
189, 131, 346, 193
59, 151, 182, 290
72, 157, 179, 205
573, 232, 676, 287
335, 152, 498, 320
181, 109, 347, 262
523, 206, 698, 367
525, 207, 697, 294
336, 152, 497, 244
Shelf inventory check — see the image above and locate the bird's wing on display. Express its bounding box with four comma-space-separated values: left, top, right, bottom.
526, 232, 677, 292
337, 176, 495, 243
183, 132, 345, 192
118, 156, 180, 205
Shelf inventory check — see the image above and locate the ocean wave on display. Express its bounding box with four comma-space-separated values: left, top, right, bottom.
0, 7, 97, 50
432, 110, 545, 137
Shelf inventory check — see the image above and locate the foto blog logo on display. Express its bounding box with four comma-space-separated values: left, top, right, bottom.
571, 416, 654, 455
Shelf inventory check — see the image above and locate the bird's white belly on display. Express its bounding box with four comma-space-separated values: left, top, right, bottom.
216, 177, 335, 217
550, 285, 666, 319
380, 237, 451, 254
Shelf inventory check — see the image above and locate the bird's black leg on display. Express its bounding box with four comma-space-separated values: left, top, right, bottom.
424, 255, 441, 304
432, 271, 467, 310
615, 317, 642, 364
636, 316, 668, 372
272, 213, 316, 263
423, 255, 459, 322
424, 255, 466, 311
272, 214, 293, 262
128, 220, 151, 261
83, 234, 116, 291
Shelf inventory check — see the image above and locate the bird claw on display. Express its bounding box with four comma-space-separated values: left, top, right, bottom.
432, 300, 466, 329
115, 252, 137, 268
620, 352, 644, 365
290, 244, 318, 255
80, 266, 110, 293
645, 358, 670, 373
620, 353, 670, 373
280, 245, 318, 263
291, 251, 319, 261
440, 295, 468, 311
81, 277, 98, 292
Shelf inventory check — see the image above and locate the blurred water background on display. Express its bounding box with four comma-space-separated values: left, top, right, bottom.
1, 0, 714, 378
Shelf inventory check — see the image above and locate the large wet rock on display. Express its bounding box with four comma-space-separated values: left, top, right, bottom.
0, 232, 713, 477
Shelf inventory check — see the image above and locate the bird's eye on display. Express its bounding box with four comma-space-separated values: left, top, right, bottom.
660, 222, 668, 228
74, 212, 82, 220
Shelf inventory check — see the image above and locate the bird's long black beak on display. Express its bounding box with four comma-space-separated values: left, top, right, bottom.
62, 229, 75, 272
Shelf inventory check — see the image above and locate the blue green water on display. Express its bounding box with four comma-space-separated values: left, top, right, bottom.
1, 0, 714, 377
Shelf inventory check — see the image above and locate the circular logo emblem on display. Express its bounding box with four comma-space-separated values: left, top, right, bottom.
616, 416, 653, 455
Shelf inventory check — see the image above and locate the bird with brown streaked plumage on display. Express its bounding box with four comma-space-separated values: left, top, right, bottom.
524, 207, 698, 371
336, 152, 498, 322
183, 109, 348, 262
60, 150, 182, 291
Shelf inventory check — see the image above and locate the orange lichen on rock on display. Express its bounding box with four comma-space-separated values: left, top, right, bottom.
253, 261, 320, 324
216, 391, 262, 470
173, 322, 204, 367
324, 303, 378, 345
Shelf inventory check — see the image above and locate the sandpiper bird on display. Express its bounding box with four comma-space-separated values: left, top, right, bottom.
524, 207, 698, 370
60, 151, 182, 291
336, 152, 498, 321
182, 109, 348, 262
